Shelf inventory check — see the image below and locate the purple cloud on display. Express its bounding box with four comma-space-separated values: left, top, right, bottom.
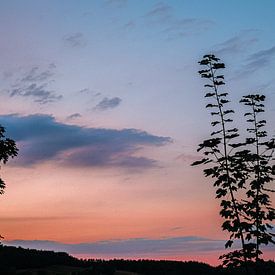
7, 64, 62, 104
63, 33, 87, 48
0, 114, 171, 169
5, 235, 274, 259
3, 236, 225, 257
94, 97, 122, 111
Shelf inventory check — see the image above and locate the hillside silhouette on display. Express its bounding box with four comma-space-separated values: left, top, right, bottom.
1, 245, 275, 275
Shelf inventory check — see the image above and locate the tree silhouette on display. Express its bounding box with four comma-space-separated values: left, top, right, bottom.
192, 54, 275, 271
0, 124, 18, 240
239, 95, 275, 261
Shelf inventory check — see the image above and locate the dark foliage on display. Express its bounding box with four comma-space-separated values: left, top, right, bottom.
193, 54, 249, 267
238, 95, 275, 261
0, 245, 81, 269
0, 125, 18, 195
192, 54, 275, 270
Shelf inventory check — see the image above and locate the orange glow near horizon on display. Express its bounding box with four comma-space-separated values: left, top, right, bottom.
1, 163, 224, 242
2, 161, 274, 264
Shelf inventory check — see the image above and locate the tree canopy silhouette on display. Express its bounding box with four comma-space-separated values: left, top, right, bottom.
192, 54, 275, 272
0, 124, 18, 239
0, 125, 18, 193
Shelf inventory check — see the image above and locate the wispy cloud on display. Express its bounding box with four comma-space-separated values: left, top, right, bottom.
66, 113, 82, 120
176, 153, 198, 163
162, 18, 214, 39
213, 30, 259, 55
169, 226, 184, 232
7, 65, 62, 104
63, 32, 87, 48
143, 2, 214, 39
1, 114, 171, 169
104, 0, 128, 8
123, 20, 136, 30
10, 83, 62, 104
231, 45, 275, 79
79, 88, 101, 97
245, 45, 275, 72
144, 2, 172, 22
94, 97, 122, 111
21, 64, 56, 82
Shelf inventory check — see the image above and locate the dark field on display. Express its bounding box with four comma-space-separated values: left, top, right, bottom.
0, 245, 275, 275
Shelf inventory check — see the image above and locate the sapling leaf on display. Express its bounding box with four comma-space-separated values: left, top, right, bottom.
227, 128, 238, 133
219, 93, 228, 97
205, 84, 214, 88
206, 103, 218, 108
201, 73, 212, 78
211, 130, 223, 136
225, 240, 233, 248
198, 69, 210, 74
213, 63, 225, 69
211, 121, 220, 126
214, 81, 225, 85
199, 59, 209, 65
220, 99, 229, 104
224, 110, 234, 115
205, 92, 215, 97
224, 119, 233, 123
191, 158, 211, 166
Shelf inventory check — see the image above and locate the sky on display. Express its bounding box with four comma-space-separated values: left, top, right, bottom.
0, 0, 275, 265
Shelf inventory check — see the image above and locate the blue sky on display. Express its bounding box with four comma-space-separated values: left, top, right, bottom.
0, 0, 275, 264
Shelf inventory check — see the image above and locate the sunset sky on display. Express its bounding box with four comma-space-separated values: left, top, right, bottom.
0, 0, 275, 265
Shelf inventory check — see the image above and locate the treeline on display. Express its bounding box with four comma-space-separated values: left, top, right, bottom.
0, 245, 81, 269
0, 245, 275, 274
91, 259, 275, 275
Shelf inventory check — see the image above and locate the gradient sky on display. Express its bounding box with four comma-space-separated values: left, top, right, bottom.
0, 0, 275, 265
